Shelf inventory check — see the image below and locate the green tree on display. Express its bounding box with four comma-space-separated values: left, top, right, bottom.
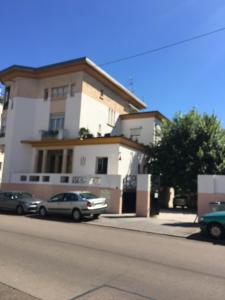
147, 109, 225, 193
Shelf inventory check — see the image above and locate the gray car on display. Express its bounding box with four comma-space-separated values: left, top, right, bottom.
38, 191, 107, 221
0, 191, 42, 214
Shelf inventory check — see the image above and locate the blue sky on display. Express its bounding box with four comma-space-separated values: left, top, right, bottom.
0, 0, 225, 125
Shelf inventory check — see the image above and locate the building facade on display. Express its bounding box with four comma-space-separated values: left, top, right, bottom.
0, 57, 167, 213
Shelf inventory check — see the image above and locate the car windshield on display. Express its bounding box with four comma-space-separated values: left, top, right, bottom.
79, 193, 97, 200
13, 192, 33, 200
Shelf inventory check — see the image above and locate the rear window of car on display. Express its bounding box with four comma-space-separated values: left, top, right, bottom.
80, 193, 97, 200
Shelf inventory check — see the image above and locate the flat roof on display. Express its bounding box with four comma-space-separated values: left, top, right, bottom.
0, 57, 147, 109
21, 136, 146, 152
120, 111, 169, 121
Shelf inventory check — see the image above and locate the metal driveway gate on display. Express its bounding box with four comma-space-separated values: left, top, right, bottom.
122, 175, 137, 213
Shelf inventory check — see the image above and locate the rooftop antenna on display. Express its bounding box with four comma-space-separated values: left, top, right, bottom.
128, 77, 135, 94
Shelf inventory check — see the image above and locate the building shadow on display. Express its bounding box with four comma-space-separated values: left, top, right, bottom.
186, 231, 225, 246
162, 222, 199, 228
26, 213, 96, 223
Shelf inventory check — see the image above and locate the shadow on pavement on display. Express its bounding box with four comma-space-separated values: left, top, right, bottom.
162, 222, 199, 228
103, 214, 137, 219
160, 208, 197, 215
187, 231, 225, 246
26, 213, 95, 223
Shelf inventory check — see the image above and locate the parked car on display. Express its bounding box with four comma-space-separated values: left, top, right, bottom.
0, 191, 42, 215
173, 194, 197, 209
38, 191, 107, 221
200, 211, 225, 239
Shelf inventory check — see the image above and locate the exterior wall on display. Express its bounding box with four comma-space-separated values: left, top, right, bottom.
82, 72, 130, 114
73, 144, 120, 175
79, 93, 118, 137
198, 175, 225, 217
3, 97, 36, 182
1, 68, 148, 186
0, 102, 4, 182
120, 117, 160, 145
118, 145, 145, 179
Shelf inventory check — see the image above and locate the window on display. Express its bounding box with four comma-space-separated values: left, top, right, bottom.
49, 193, 64, 202
96, 157, 108, 174
49, 114, 65, 131
108, 108, 116, 126
130, 127, 142, 141
80, 192, 97, 200
51, 86, 68, 99
64, 193, 78, 202
70, 83, 76, 96
44, 89, 49, 101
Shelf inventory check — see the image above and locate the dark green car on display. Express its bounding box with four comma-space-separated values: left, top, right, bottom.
200, 211, 225, 239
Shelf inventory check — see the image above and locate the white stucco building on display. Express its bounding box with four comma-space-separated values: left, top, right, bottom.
0, 57, 167, 213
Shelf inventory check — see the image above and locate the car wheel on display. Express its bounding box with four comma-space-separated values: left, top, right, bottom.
72, 209, 82, 222
39, 206, 47, 218
16, 205, 24, 215
208, 223, 224, 239
93, 214, 100, 219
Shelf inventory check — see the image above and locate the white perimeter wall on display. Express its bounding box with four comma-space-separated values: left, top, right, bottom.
198, 175, 225, 216
198, 175, 225, 194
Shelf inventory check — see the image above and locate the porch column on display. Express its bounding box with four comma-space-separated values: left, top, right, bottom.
136, 174, 151, 217
62, 149, 68, 173
32, 149, 39, 172
41, 150, 48, 173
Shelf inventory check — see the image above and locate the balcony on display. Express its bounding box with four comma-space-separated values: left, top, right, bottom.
40, 129, 67, 140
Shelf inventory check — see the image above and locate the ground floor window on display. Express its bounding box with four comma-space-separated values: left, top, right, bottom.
96, 157, 108, 174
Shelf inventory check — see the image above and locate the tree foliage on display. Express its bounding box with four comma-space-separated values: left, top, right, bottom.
147, 110, 225, 193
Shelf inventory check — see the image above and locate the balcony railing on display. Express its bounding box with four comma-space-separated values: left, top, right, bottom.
10, 173, 122, 189
40, 129, 66, 140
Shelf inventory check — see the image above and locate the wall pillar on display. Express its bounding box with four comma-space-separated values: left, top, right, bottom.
41, 150, 48, 173
32, 149, 39, 172
136, 174, 151, 217
62, 149, 68, 173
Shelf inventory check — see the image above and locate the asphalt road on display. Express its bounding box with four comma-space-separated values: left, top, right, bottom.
0, 213, 224, 300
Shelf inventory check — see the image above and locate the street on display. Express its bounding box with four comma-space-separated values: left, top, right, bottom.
0, 213, 224, 300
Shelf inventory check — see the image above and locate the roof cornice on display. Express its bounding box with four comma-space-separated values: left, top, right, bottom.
0, 57, 146, 109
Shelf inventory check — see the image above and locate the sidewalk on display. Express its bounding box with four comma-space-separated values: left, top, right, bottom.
88, 210, 200, 238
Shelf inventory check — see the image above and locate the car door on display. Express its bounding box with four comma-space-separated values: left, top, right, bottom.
0, 192, 7, 209
63, 193, 80, 214
1, 192, 17, 211
5, 193, 19, 211
46, 193, 64, 214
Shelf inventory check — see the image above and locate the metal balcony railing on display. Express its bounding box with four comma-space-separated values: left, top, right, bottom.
40, 128, 66, 140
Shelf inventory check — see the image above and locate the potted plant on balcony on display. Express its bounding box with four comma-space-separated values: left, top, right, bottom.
79, 127, 90, 139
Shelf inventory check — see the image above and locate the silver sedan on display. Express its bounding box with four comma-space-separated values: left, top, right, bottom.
38, 191, 107, 221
